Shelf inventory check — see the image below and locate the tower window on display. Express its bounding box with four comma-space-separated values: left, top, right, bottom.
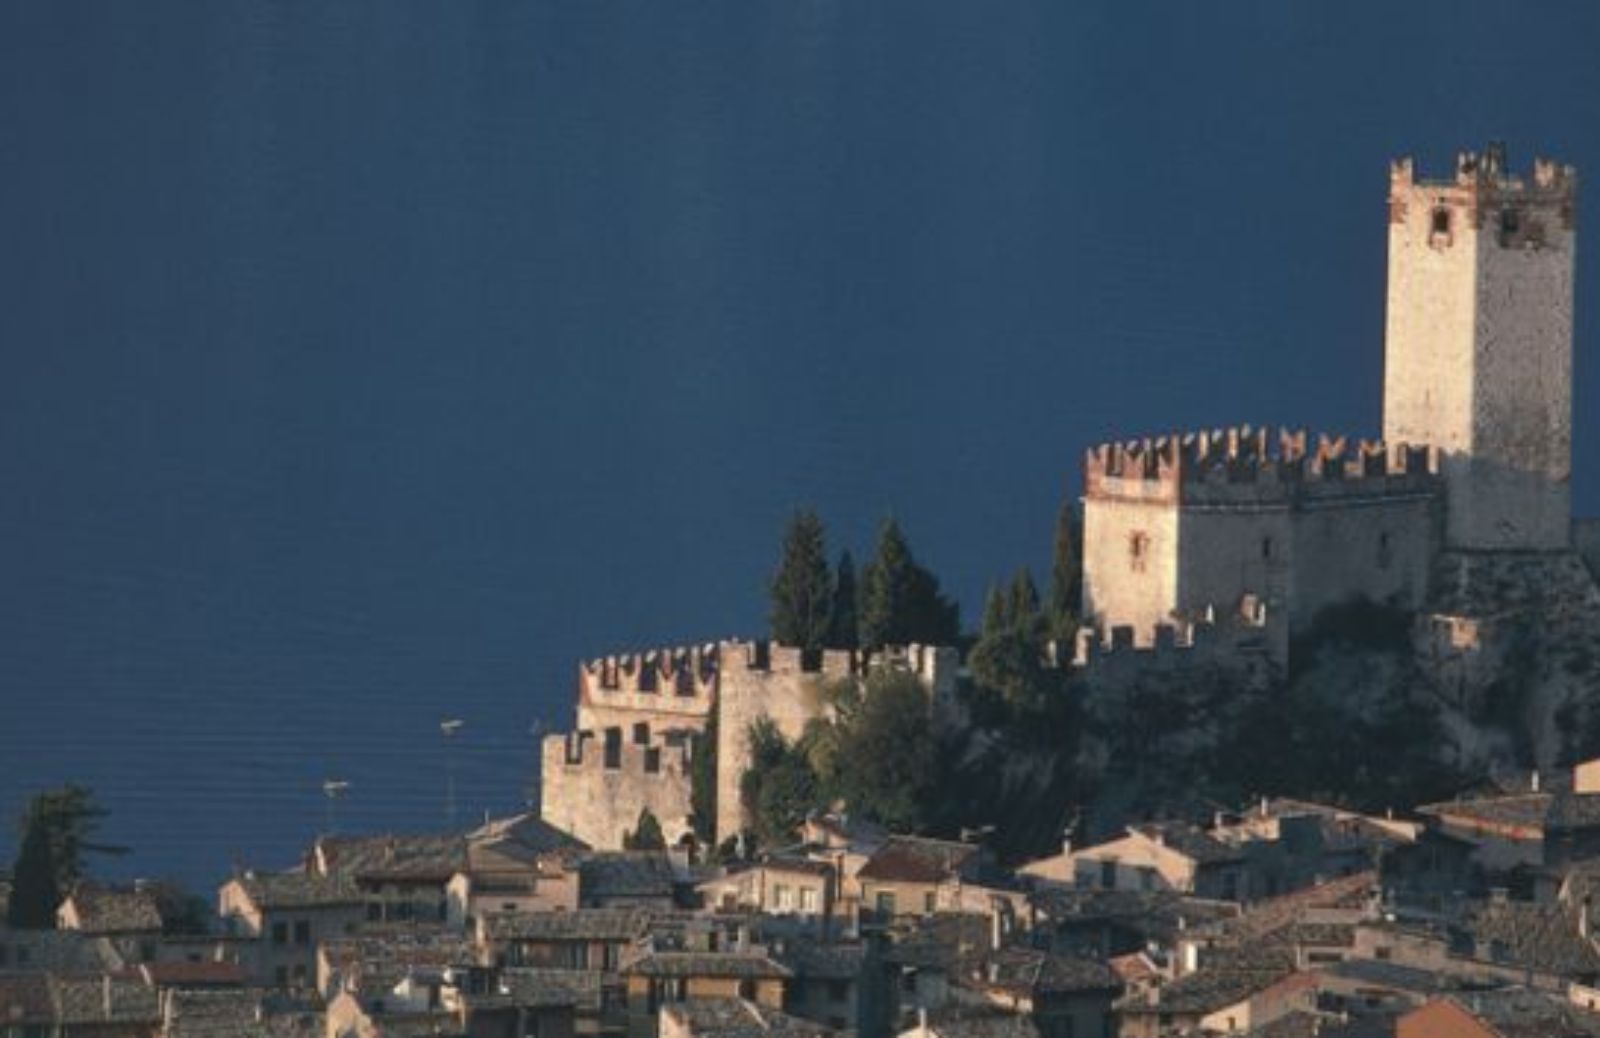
1128, 531, 1150, 573
1261, 537, 1274, 561
1431, 208, 1451, 236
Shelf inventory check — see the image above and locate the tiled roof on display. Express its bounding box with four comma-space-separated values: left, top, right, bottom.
881, 913, 990, 969
1434, 989, 1600, 1038
162, 990, 269, 1038
316, 833, 467, 882
49, 974, 161, 1025
468, 813, 589, 855
856, 836, 978, 884
579, 852, 676, 900
61, 884, 164, 933
1116, 966, 1292, 1016
919, 1006, 1037, 1038
1195, 871, 1375, 945
493, 968, 604, 1012
481, 908, 652, 942
772, 938, 865, 981
138, 961, 249, 988
1455, 898, 1600, 978
1419, 791, 1600, 832
959, 946, 1122, 997
662, 998, 836, 1038
1132, 822, 1244, 865
321, 932, 478, 994
624, 951, 791, 980
234, 870, 364, 909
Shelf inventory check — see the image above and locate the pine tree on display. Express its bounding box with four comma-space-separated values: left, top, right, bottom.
770, 510, 834, 655
1048, 502, 1082, 641
980, 583, 1008, 639
827, 551, 859, 651
858, 518, 960, 649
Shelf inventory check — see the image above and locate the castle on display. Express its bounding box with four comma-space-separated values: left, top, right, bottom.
1081, 142, 1587, 662
540, 143, 1594, 849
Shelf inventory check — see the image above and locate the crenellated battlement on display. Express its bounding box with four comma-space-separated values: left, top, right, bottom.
1084, 425, 1441, 503
1390, 143, 1577, 232
544, 728, 695, 774
1071, 595, 1284, 673
579, 644, 719, 698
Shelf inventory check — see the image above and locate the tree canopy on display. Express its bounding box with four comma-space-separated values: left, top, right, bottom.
6, 786, 126, 929
858, 519, 960, 649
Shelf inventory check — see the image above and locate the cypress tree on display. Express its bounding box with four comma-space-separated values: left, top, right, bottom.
6, 813, 57, 928
769, 509, 834, 655
1048, 502, 1082, 641
858, 518, 959, 649
980, 583, 1009, 639
828, 550, 859, 651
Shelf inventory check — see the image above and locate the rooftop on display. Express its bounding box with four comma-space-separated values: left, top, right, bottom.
857, 836, 979, 885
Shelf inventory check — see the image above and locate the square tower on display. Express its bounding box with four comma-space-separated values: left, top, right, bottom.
1384, 143, 1578, 550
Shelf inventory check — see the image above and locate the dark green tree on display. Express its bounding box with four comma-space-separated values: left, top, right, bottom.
970, 571, 1055, 714
1048, 502, 1082, 642
858, 518, 960, 649
623, 808, 668, 851
740, 720, 820, 848
827, 550, 859, 651
689, 708, 719, 847
6, 786, 125, 929
770, 510, 834, 655
823, 670, 938, 831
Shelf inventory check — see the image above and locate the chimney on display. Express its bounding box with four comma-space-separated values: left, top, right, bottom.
1532, 771, 1541, 793
918, 1007, 928, 1035
102, 975, 113, 1019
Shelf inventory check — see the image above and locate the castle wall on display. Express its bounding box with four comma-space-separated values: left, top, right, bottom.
1174, 504, 1292, 633
1575, 520, 1600, 581
1082, 491, 1180, 641
574, 647, 717, 736
712, 641, 958, 844
539, 731, 695, 851
1288, 491, 1439, 628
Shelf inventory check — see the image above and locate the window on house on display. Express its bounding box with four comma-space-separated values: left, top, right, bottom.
367, 902, 381, 922
291, 964, 308, 985
644, 748, 660, 774
293, 921, 310, 945
275, 966, 289, 987
602, 943, 619, 970
1432, 207, 1451, 235
924, 892, 936, 914
774, 884, 792, 911
875, 891, 897, 916
633, 722, 649, 745
1100, 860, 1117, 889
603, 727, 622, 769
271, 922, 288, 945
738, 979, 757, 1000
799, 887, 819, 913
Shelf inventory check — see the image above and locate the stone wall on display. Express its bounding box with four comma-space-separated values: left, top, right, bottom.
1384, 146, 1576, 550
1081, 427, 1443, 653
539, 730, 695, 850
714, 641, 958, 844
1575, 519, 1600, 580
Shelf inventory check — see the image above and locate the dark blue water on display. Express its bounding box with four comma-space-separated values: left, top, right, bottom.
2, 3, 1598, 892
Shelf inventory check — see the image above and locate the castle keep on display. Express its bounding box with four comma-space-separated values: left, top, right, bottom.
1081, 144, 1583, 656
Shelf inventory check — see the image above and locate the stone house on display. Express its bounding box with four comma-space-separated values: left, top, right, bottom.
855, 837, 986, 921
577, 852, 678, 910
1418, 765, 1600, 877
56, 885, 163, 939
620, 949, 790, 1038
217, 871, 366, 990
1396, 989, 1600, 1037
1027, 824, 1249, 902
771, 938, 873, 1034
699, 858, 837, 924
1113, 966, 1314, 1038
476, 908, 649, 974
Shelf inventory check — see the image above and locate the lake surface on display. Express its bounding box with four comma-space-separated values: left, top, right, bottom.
2, 3, 1598, 892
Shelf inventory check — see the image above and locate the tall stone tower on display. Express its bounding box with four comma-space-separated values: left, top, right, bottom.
1384, 143, 1577, 550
